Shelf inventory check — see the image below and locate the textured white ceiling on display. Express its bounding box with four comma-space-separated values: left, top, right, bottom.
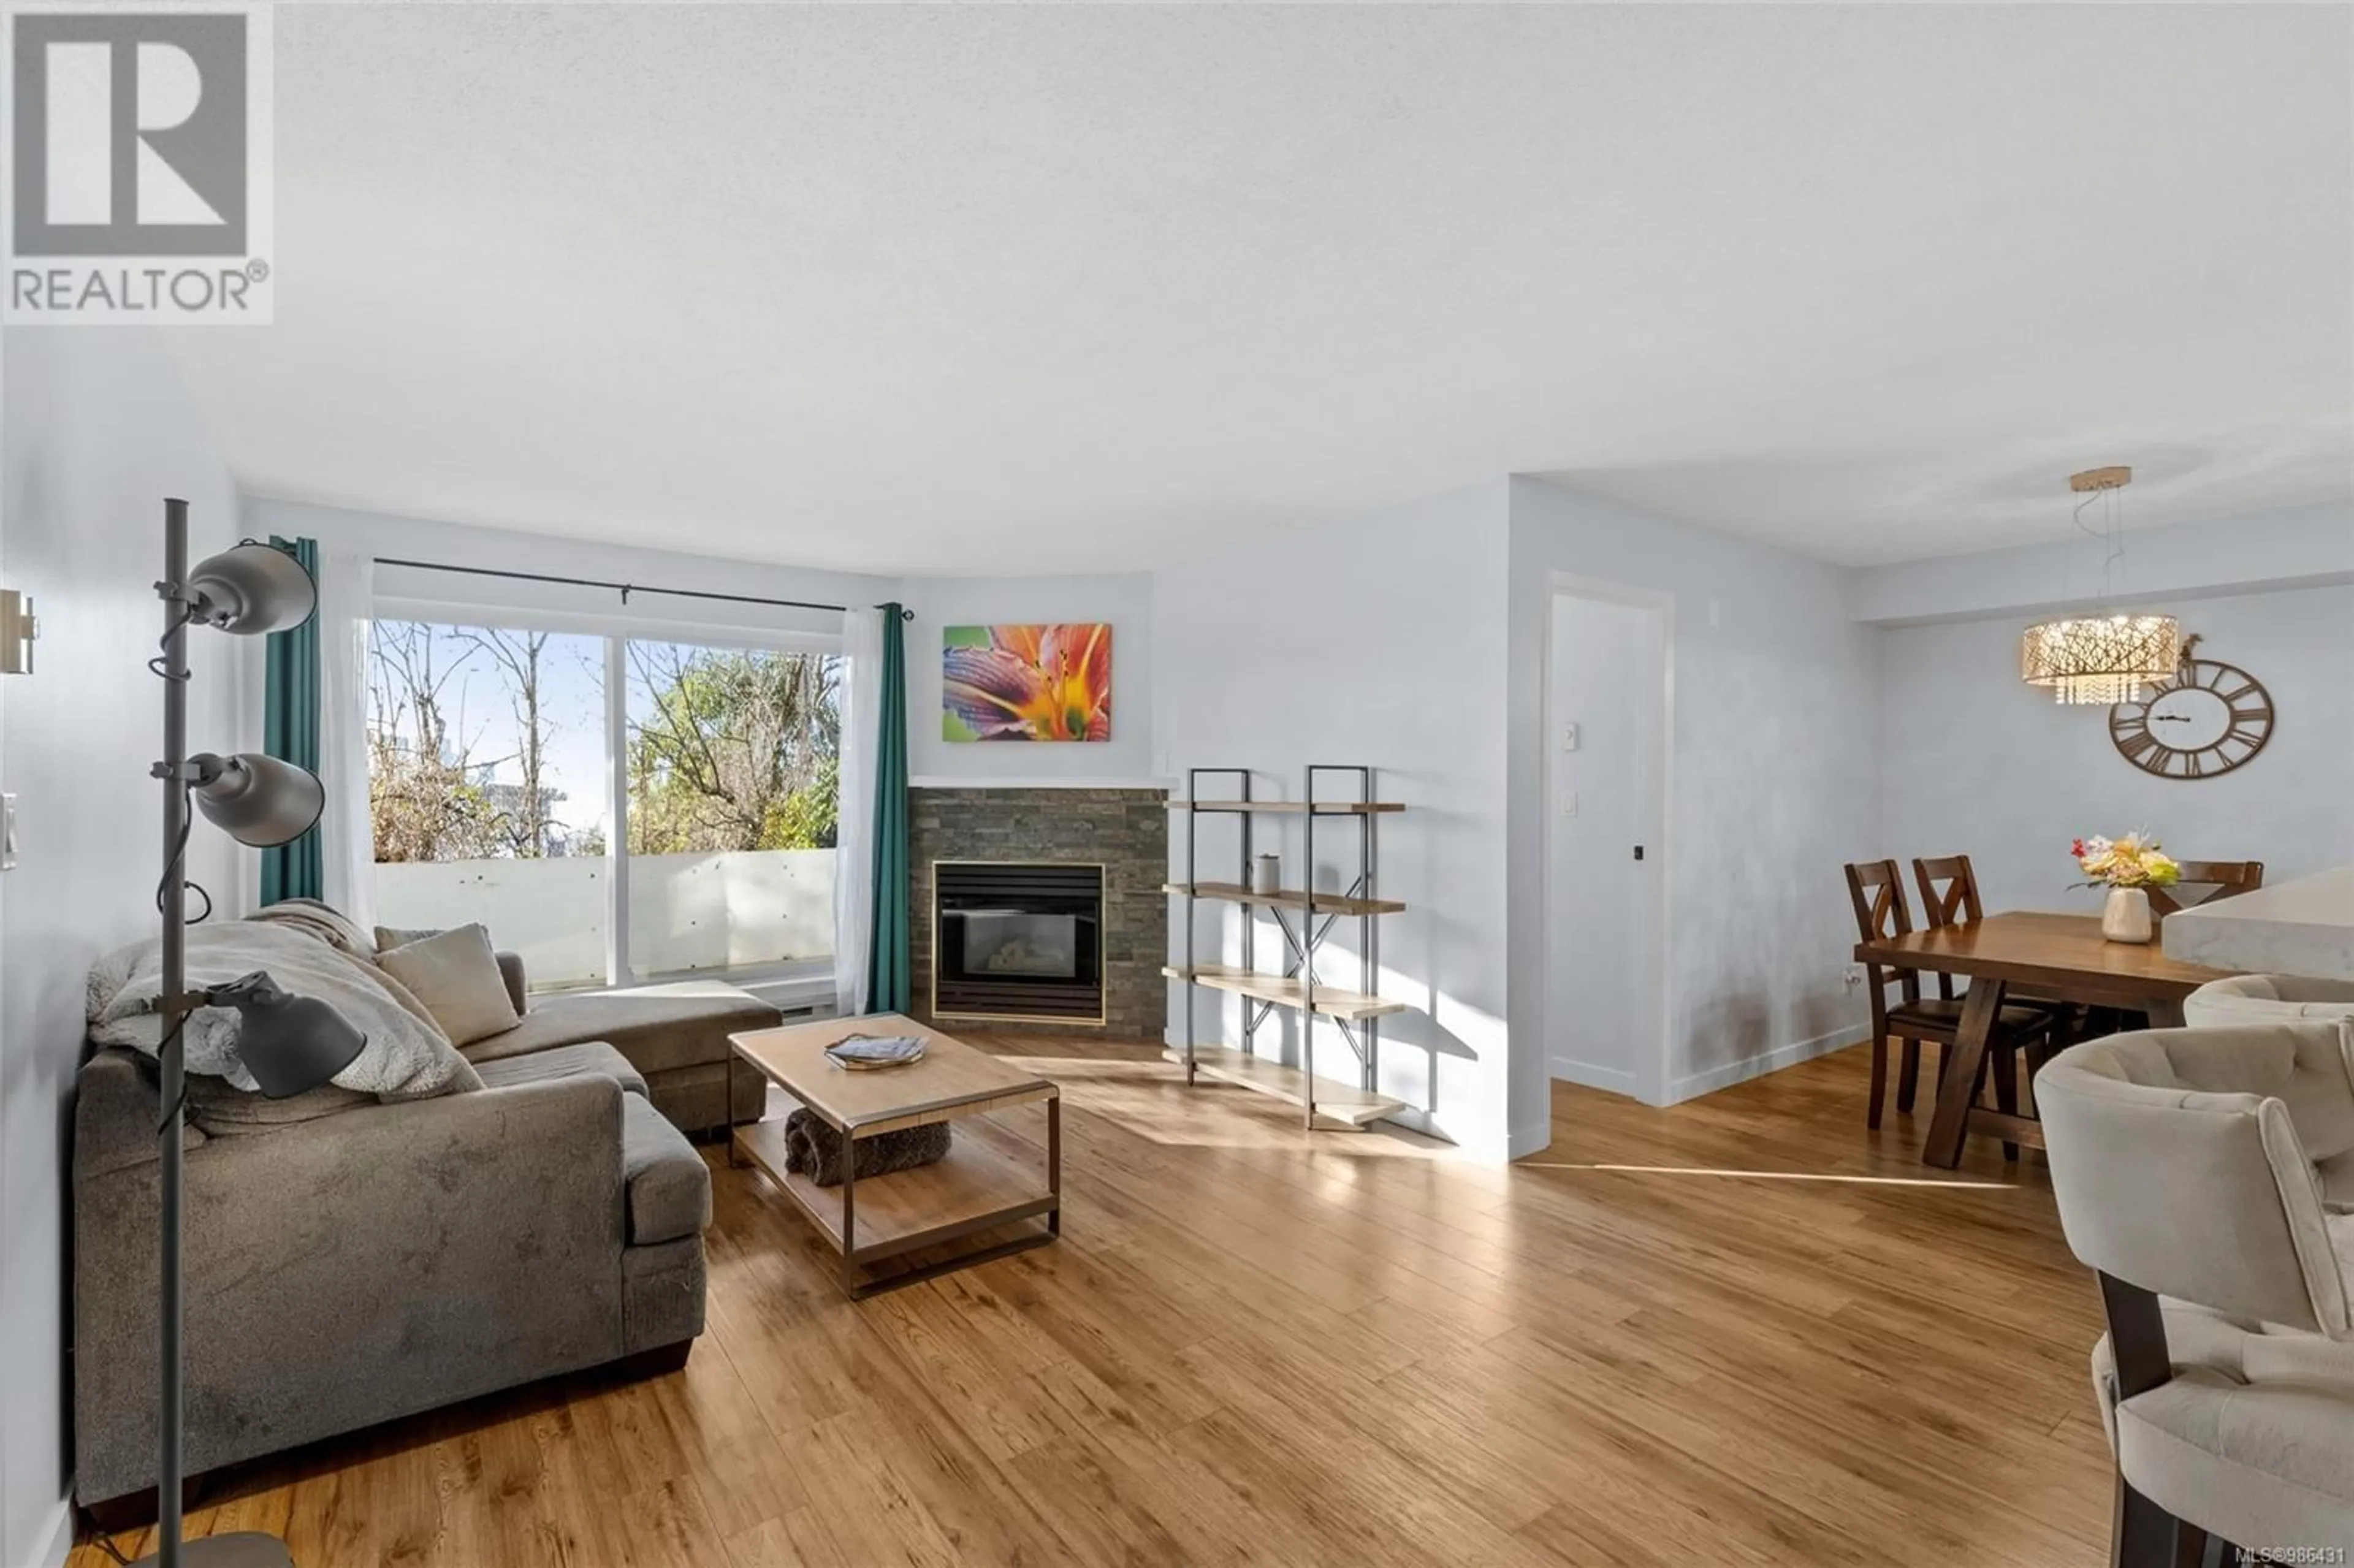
163, 4, 2352, 573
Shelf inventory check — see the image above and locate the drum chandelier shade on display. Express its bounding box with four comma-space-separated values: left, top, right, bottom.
2020, 466, 2181, 706
2019, 614, 2182, 706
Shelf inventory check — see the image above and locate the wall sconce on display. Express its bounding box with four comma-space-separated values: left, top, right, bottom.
0, 588, 35, 673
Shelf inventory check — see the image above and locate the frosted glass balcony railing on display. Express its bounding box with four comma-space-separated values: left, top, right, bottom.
373, 850, 836, 992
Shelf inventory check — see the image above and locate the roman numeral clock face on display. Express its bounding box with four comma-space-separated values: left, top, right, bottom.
2108, 658, 2274, 780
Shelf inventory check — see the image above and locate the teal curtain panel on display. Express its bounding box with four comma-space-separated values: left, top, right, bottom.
865, 604, 912, 1013
259, 535, 324, 905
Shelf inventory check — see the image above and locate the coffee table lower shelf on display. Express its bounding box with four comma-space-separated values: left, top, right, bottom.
732, 1114, 1060, 1298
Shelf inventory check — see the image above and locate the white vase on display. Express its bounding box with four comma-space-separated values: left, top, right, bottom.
2101, 886, 2154, 944
1252, 854, 1282, 896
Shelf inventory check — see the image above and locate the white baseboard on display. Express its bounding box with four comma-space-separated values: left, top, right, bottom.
1548, 1055, 1637, 1095
31, 1493, 74, 1568
1667, 1027, 1861, 1105
737, 973, 837, 1013
1507, 1119, 1553, 1159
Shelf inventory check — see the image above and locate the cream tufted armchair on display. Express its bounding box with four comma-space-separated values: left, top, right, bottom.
2038, 1023, 2354, 1566
2185, 973, 2354, 1029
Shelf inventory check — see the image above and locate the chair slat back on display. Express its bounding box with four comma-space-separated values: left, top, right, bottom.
1845, 858, 1911, 943
2147, 860, 2264, 918
1912, 855, 1983, 927
1843, 859, 1919, 1007
1910, 855, 1982, 1000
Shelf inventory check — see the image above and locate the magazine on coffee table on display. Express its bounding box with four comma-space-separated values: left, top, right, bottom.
823, 1033, 929, 1071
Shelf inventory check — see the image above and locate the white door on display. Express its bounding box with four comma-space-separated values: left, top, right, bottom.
1545, 586, 1667, 1101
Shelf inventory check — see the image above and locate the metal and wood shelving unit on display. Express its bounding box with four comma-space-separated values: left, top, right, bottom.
1163, 766, 1411, 1130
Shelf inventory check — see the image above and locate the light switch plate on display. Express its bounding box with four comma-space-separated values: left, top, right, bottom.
1560, 791, 1578, 818
1, 793, 17, 870
1561, 723, 1580, 751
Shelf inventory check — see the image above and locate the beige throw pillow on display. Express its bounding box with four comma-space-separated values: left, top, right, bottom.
375, 923, 521, 1047
373, 924, 443, 955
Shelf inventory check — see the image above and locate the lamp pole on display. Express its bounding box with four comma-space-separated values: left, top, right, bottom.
139, 500, 307, 1567
157, 497, 191, 1568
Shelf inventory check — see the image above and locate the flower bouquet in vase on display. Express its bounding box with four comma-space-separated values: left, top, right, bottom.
2071, 833, 2180, 944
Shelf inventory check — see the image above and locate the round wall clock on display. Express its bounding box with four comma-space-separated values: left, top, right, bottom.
2108, 638, 2274, 780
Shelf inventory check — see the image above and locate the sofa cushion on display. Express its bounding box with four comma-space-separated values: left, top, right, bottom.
185, 1075, 375, 1138
621, 1094, 711, 1245
2114, 1368, 2354, 1552
473, 1041, 650, 1103
375, 925, 522, 1047
463, 980, 779, 1081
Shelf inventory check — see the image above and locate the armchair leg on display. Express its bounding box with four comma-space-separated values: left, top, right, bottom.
2112, 1475, 2204, 1568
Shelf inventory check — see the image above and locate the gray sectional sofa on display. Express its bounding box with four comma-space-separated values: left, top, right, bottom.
72, 924, 782, 1521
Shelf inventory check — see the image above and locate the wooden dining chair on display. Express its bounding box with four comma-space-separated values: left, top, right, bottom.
2146, 860, 2264, 918
1913, 854, 2077, 1091
1844, 859, 2059, 1143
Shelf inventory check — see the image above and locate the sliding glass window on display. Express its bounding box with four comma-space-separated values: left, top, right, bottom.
366, 619, 612, 988
365, 614, 840, 993
623, 640, 841, 978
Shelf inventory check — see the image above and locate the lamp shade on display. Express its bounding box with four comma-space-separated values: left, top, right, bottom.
190, 753, 324, 847
207, 971, 367, 1098
186, 543, 316, 635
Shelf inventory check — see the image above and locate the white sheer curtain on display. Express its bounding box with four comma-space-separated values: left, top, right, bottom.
316, 547, 376, 931
833, 607, 885, 1016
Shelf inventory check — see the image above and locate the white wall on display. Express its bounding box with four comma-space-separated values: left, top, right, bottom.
1881, 582, 2354, 916
1506, 476, 1881, 1117
896, 571, 1158, 787
1853, 502, 2353, 626
1152, 481, 1518, 1158
243, 497, 895, 648
1, 331, 255, 1568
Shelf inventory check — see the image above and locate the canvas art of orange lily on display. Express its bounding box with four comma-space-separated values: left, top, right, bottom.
942, 623, 1113, 742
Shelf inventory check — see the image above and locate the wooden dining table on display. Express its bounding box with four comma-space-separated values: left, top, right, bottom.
1854, 910, 2238, 1168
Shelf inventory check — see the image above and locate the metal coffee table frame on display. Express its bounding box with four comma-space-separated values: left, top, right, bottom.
726, 1032, 1062, 1300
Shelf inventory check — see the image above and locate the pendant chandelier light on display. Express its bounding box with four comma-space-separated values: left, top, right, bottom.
2019, 466, 2181, 706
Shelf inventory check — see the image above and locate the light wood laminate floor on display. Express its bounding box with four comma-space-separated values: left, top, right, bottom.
75, 1036, 2112, 1567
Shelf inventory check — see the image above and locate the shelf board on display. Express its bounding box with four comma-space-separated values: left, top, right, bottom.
1163, 1046, 1405, 1128
1162, 881, 1406, 916
1165, 800, 1404, 815
733, 1117, 1055, 1260
1161, 965, 1407, 1021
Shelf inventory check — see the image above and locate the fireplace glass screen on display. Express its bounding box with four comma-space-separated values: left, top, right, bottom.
934, 863, 1104, 1021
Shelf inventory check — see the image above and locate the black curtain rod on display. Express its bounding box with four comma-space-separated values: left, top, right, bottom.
373, 556, 913, 618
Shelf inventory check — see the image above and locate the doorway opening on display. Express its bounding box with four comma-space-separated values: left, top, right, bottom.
1543, 576, 1670, 1104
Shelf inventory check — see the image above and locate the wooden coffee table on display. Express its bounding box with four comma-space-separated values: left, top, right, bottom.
725, 1013, 1061, 1298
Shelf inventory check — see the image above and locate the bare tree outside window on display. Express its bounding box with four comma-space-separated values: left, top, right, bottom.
452, 625, 558, 858
366, 620, 608, 862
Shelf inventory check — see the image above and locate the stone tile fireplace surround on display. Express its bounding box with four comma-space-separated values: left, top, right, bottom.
908, 787, 1169, 1038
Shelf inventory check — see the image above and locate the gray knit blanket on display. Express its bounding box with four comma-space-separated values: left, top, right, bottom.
87, 911, 481, 1099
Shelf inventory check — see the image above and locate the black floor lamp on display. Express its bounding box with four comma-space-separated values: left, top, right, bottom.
134, 499, 365, 1568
